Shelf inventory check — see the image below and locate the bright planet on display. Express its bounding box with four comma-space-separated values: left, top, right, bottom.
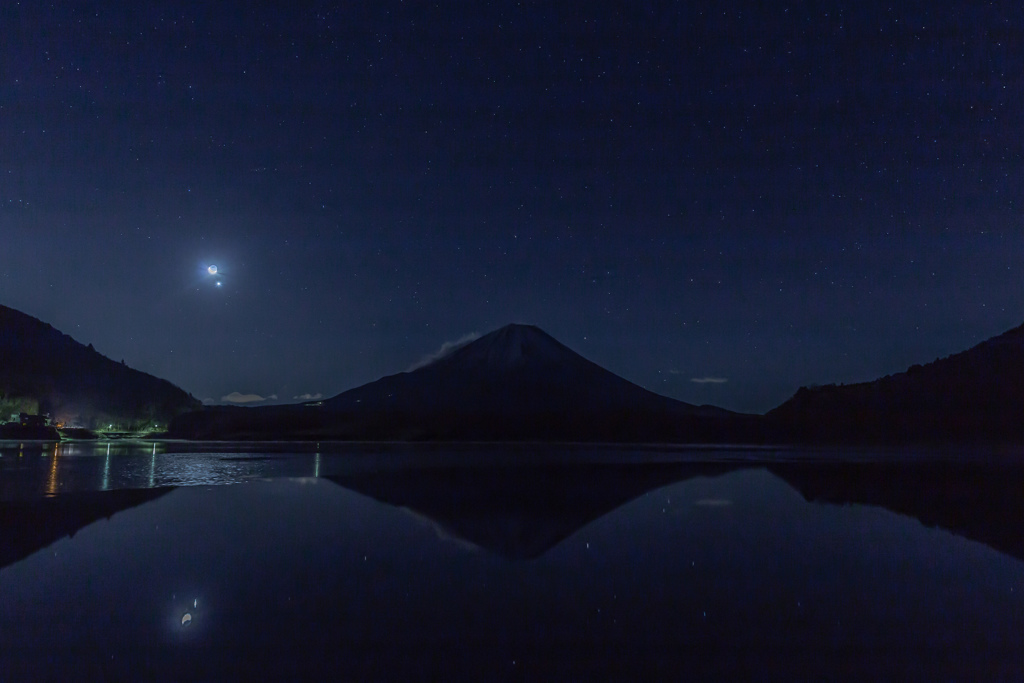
207, 265, 218, 275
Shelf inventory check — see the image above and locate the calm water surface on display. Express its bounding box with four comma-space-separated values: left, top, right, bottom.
1, 441, 1023, 680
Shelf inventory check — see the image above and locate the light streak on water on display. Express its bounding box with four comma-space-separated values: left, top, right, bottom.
46, 443, 59, 496
102, 442, 111, 491
0, 442, 356, 493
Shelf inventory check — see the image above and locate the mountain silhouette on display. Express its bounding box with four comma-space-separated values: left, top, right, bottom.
324, 324, 731, 417
0, 304, 200, 430
768, 321, 1024, 442
171, 324, 757, 441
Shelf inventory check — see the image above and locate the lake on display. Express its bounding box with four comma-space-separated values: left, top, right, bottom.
2, 440, 1023, 680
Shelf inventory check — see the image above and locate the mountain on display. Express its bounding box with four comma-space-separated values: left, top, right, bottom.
0, 304, 200, 430
768, 322, 1024, 442
324, 324, 730, 417
171, 324, 758, 441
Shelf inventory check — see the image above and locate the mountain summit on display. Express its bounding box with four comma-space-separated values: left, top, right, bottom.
426, 324, 586, 373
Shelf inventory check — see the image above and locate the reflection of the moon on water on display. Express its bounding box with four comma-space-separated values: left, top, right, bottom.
176, 598, 200, 632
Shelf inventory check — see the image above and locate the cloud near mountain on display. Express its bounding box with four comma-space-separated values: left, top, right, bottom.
221, 392, 277, 404
293, 393, 323, 401
407, 332, 480, 371
691, 377, 729, 384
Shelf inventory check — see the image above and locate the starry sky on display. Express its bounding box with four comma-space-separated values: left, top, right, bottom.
2, 1, 1023, 414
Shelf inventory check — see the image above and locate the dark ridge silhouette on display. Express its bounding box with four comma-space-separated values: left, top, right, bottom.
0, 423, 60, 440
327, 462, 741, 559
172, 324, 762, 442
0, 487, 174, 571
769, 462, 1024, 563
767, 322, 1024, 443
0, 304, 200, 430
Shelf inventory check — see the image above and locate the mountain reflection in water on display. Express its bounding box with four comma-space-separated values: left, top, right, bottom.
326, 463, 739, 559
4, 444, 1024, 566
2, 446, 1024, 680
770, 461, 1024, 565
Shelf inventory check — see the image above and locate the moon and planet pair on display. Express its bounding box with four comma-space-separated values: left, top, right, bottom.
207, 265, 222, 286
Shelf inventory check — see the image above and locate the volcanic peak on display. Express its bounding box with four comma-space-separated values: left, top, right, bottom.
426, 323, 579, 374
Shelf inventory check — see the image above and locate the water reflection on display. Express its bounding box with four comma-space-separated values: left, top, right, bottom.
328, 462, 740, 559
6, 441, 1024, 568
325, 461, 1024, 565
1, 466, 1023, 681
770, 461, 1024, 564
102, 443, 111, 491
46, 443, 59, 496
0, 486, 174, 570
0, 441, 320, 497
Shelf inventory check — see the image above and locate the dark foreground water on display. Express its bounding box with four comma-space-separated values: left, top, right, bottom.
2, 440, 1024, 680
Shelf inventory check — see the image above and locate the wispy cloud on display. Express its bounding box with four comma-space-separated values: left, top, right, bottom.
407, 332, 480, 371
694, 498, 733, 506
221, 392, 276, 404
293, 393, 323, 401
690, 377, 729, 384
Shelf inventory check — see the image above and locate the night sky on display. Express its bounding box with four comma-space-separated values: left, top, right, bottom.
3, 1, 1023, 414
